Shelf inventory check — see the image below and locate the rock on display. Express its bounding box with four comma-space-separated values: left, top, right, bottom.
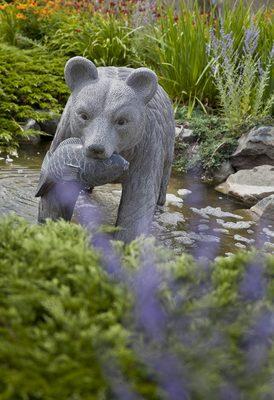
23, 118, 41, 131
234, 234, 255, 244
231, 126, 274, 169
191, 206, 243, 220
211, 161, 235, 184
39, 116, 60, 136
216, 219, 254, 229
177, 188, 192, 198
173, 232, 194, 246
262, 227, 274, 238
165, 193, 183, 207
235, 242, 246, 249
5, 156, 13, 163
180, 128, 195, 143
21, 119, 41, 145
250, 194, 274, 221
175, 125, 183, 138
213, 228, 229, 234
216, 165, 274, 205
175, 125, 195, 143
157, 211, 185, 226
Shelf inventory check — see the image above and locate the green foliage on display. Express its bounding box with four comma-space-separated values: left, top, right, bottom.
173, 108, 239, 172
0, 5, 19, 46
0, 44, 69, 153
46, 13, 140, 67
210, 25, 274, 131
0, 215, 157, 400
136, 5, 214, 106
0, 214, 273, 399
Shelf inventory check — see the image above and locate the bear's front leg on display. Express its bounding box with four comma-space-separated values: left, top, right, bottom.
115, 156, 163, 243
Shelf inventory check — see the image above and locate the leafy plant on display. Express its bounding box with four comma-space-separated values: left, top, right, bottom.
136, 5, 215, 106
0, 44, 69, 153
0, 214, 274, 399
208, 23, 274, 130
47, 13, 140, 67
0, 4, 19, 46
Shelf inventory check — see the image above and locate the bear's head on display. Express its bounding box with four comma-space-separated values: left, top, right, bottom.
65, 56, 158, 159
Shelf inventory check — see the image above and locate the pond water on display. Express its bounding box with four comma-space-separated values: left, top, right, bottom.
0, 144, 273, 259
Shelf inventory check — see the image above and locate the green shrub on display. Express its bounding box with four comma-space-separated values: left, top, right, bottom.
0, 214, 274, 399
0, 44, 69, 153
208, 23, 274, 130
0, 215, 157, 400
173, 108, 239, 172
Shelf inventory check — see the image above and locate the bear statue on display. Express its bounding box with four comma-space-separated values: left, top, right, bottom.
48, 56, 175, 243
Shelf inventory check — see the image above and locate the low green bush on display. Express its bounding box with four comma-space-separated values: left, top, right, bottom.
0, 44, 69, 153
0, 215, 157, 400
0, 214, 273, 399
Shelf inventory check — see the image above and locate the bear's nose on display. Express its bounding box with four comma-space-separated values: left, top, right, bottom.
87, 144, 106, 158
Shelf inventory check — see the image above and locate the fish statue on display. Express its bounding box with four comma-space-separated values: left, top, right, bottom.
35, 137, 129, 198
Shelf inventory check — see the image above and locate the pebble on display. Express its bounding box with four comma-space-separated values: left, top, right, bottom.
247, 229, 254, 234
235, 242, 246, 249
216, 219, 254, 229
165, 193, 184, 207
234, 234, 255, 244
262, 228, 274, 238
17, 169, 24, 174
177, 188, 192, 198
213, 228, 229, 234
157, 211, 185, 226
191, 206, 243, 220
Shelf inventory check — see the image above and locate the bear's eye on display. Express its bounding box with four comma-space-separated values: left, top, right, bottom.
116, 118, 128, 126
79, 112, 89, 121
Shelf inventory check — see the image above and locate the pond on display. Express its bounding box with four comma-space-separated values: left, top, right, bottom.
0, 143, 273, 259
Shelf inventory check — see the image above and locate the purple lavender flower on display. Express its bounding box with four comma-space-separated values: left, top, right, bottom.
240, 259, 266, 301
133, 247, 167, 342
244, 23, 259, 56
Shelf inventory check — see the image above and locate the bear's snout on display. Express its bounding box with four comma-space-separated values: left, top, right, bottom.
86, 144, 109, 159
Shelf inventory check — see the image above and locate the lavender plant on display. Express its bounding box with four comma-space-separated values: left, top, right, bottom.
208, 24, 274, 130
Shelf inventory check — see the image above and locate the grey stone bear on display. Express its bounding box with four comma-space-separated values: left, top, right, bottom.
50, 56, 175, 242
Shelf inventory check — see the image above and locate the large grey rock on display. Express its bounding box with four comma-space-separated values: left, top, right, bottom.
216, 165, 274, 205
231, 126, 274, 169
250, 194, 274, 221
212, 160, 235, 183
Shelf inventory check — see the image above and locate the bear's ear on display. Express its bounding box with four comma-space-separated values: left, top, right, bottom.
126, 68, 158, 104
64, 56, 98, 91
